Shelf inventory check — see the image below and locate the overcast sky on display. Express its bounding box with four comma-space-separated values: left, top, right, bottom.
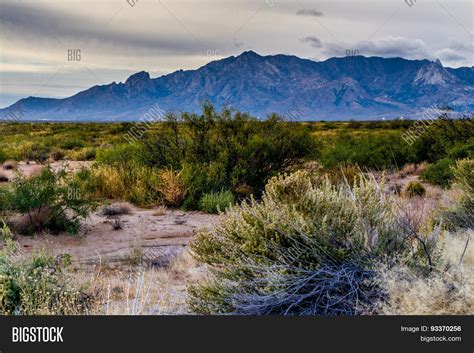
0, 0, 472, 107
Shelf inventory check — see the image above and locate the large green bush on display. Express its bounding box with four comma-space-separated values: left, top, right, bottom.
413, 115, 473, 163
321, 132, 416, 170
142, 105, 317, 207
188, 171, 434, 315
2, 168, 97, 234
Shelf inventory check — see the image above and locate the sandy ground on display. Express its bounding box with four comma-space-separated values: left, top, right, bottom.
14, 205, 218, 268
1, 160, 93, 181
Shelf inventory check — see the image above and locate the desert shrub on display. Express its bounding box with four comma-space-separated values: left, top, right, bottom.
0, 220, 13, 240
143, 106, 317, 207
325, 165, 361, 186
59, 139, 84, 150
80, 163, 162, 206
67, 147, 96, 161
158, 169, 187, 207
422, 158, 454, 188
102, 202, 133, 216
25, 145, 51, 163
404, 181, 426, 197
96, 143, 149, 167
199, 190, 234, 214
188, 171, 432, 315
440, 159, 473, 229
0, 239, 93, 315
2, 168, 97, 235
321, 132, 416, 171
49, 148, 65, 161
414, 115, 473, 163
378, 230, 473, 314
180, 162, 227, 210
447, 140, 474, 160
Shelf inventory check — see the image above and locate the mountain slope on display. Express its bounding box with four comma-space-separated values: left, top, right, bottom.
1, 51, 473, 121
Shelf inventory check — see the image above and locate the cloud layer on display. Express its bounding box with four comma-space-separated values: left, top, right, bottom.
0, 0, 472, 107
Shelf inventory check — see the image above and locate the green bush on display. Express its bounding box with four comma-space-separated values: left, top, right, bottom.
413, 116, 473, 163
199, 190, 234, 214
59, 139, 85, 150
422, 158, 454, 188
0, 237, 92, 315
188, 171, 433, 315
441, 159, 473, 229
96, 143, 150, 167
2, 168, 98, 235
321, 132, 415, 170
141, 105, 317, 208
26, 145, 51, 162
404, 181, 426, 197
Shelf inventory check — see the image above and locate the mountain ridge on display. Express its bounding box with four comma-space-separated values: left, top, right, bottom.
1, 51, 473, 121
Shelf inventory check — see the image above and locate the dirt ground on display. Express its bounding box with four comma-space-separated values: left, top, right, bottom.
14, 205, 218, 268
1, 160, 219, 269
1, 160, 93, 181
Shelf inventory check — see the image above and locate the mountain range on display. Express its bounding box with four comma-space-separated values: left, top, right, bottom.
1, 51, 473, 121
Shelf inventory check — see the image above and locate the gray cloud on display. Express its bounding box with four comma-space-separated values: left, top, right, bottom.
300, 36, 323, 48
323, 37, 430, 59
435, 49, 466, 63
0, 2, 210, 55
296, 9, 324, 17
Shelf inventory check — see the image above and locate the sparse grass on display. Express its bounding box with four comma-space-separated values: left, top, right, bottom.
89, 251, 201, 315
378, 230, 473, 315
152, 205, 167, 216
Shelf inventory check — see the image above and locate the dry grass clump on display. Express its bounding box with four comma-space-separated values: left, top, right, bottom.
152, 205, 168, 216
102, 202, 133, 216
399, 163, 428, 178
404, 181, 426, 198
158, 169, 187, 207
85, 164, 162, 206
378, 230, 473, 315
89, 251, 201, 315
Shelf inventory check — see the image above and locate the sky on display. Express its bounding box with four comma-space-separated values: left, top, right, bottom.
0, 0, 473, 107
